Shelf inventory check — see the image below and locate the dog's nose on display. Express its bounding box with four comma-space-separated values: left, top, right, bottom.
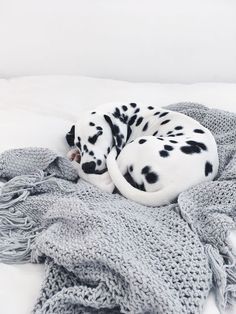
82, 161, 96, 174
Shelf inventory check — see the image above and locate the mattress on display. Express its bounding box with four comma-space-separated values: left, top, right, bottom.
0, 75, 236, 314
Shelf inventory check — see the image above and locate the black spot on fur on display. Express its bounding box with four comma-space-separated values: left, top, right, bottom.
97, 159, 102, 166
126, 125, 132, 142
129, 165, 133, 172
137, 182, 146, 191
91, 111, 96, 114
134, 108, 140, 114
83, 144, 88, 152
175, 126, 183, 130
122, 105, 128, 111
104, 115, 125, 148
82, 161, 96, 174
75, 141, 81, 150
116, 135, 123, 147
205, 161, 213, 176
145, 172, 158, 184
113, 107, 121, 118
159, 112, 169, 118
128, 115, 137, 126
120, 114, 128, 123
89, 122, 95, 126
88, 131, 103, 144
170, 140, 178, 144
148, 106, 154, 110
154, 111, 160, 116
161, 119, 170, 125
186, 141, 207, 151
181, 145, 201, 154
136, 117, 143, 126
176, 133, 184, 136
113, 125, 120, 134
96, 126, 102, 130
142, 122, 149, 131
164, 145, 174, 151
167, 130, 173, 135
153, 131, 158, 136
168, 134, 175, 137
89, 151, 94, 156
107, 147, 111, 154
159, 150, 169, 157
181, 140, 207, 155
194, 129, 205, 134
142, 166, 150, 174
139, 139, 147, 144
157, 137, 164, 141
124, 172, 145, 191
130, 103, 137, 108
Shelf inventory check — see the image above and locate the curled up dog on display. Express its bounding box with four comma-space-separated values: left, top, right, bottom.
66, 102, 219, 206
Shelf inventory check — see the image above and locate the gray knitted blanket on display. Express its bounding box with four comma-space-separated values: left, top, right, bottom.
0, 103, 236, 314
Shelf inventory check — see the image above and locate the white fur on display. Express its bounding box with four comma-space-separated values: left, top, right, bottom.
68, 103, 219, 206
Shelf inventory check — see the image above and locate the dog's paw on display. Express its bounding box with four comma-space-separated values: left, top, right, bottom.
93, 171, 114, 193
99, 181, 115, 193
67, 148, 81, 163
80, 170, 114, 193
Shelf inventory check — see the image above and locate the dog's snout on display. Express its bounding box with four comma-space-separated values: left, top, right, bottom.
82, 161, 96, 174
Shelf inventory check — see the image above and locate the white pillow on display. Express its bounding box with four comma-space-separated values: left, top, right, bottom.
0, 109, 71, 155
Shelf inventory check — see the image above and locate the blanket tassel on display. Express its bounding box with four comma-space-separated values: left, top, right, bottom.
0, 170, 58, 264
0, 210, 41, 263
205, 243, 236, 313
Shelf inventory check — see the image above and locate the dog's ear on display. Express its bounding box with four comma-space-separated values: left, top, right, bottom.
104, 115, 126, 154
66, 125, 75, 147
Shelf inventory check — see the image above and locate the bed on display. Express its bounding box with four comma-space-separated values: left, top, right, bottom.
0, 75, 236, 313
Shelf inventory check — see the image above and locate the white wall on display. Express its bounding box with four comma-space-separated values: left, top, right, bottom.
0, 0, 236, 83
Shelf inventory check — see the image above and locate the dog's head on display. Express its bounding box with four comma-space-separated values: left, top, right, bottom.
66, 110, 129, 181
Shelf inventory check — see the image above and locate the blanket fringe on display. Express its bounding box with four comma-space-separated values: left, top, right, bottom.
0, 170, 73, 263
205, 243, 236, 313
0, 212, 41, 263
0, 170, 75, 209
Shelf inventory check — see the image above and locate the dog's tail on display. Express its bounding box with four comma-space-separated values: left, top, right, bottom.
106, 148, 177, 206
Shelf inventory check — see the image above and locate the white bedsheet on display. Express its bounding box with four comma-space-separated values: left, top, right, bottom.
0, 75, 236, 314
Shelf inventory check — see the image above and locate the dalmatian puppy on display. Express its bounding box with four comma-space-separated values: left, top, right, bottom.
67, 102, 219, 206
